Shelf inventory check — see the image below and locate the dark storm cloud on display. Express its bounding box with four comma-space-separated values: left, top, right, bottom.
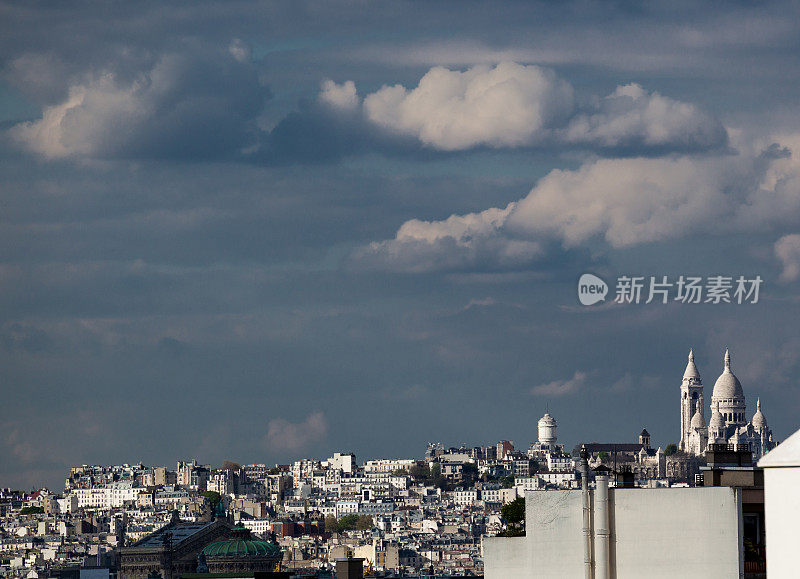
253, 97, 420, 165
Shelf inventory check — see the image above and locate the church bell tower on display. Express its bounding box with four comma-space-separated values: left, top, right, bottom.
679, 349, 704, 453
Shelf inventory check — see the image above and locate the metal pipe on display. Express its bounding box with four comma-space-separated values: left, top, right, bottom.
580, 445, 593, 579
594, 473, 610, 579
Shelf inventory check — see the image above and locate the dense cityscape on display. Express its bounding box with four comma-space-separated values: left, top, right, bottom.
2, 421, 571, 577
1, 349, 792, 577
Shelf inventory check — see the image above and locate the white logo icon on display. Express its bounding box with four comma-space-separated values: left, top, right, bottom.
578, 273, 608, 306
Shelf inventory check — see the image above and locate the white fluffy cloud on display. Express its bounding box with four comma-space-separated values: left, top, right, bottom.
324, 63, 727, 153
355, 136, 800, 272
506, 156, 733, 248
530, 370, 589, 397
9, 50, 267, 160
562, 83, 727, 150
265, 412, 328, 452
353, 205, 545, 272
775, 234, 800, 281
11, 75, 143, 159
319, 79, 360, 111
362, 62, 574, 150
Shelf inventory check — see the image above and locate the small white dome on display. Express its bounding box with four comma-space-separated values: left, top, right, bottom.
709, 402, 725, 429
690, 399, 706, 429
752, 398, 767, 429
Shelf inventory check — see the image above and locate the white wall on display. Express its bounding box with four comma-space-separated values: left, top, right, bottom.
611, 487, 741, 577
482, 536, 529, 578
484, 486, 742, 579
763, 467, 800, 577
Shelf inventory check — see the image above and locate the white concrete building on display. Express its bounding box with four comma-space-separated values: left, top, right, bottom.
758, 425, 800, 578
453, 489, 479, 507
106, 481, 138, 507
546, 453, 573, 472
513, 476, 542, 495
539, 472, 578, 486
335, 499, 359, 517
71, 483, 137, 509
484, 485, 743, 578
363, 458, 417, 474
56, 496, 77, 514
481, 487, 516, 504
240, 518, 272, 536
326, 453, 356, 473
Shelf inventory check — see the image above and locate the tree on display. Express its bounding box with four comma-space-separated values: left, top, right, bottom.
664, 444, 678, 456
501, 475, 515, 489
221, 460, 240, 471
430, 463, 449, 490
499, 497, 526, 536
338, 514, 359, 531
409, 463, 430, 481
497, 525, 526, 537
201, 491, 221, 508
598, 451, 609, 461
462, 462, 479, 482
20, 506, 44, 515
324, 515, 339, 534
501, 497, 525, 526
355, 515, 373, 531
335, 514, 374, 532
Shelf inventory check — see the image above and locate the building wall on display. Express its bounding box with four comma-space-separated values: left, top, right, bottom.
484, 486, 742, 579
482, 536, 528, 578
611, 487, 741, 577
763, 467, 800, 577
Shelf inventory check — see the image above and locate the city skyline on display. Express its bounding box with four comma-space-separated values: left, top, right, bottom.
3, 1, 800, 491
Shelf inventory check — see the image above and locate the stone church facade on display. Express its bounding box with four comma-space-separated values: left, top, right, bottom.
679, 348, 775, 461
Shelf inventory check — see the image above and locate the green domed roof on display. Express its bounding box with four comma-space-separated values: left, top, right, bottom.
202, 527, 280, 558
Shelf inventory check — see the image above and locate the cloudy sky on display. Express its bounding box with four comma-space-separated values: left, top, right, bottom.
3, 1, 800, 489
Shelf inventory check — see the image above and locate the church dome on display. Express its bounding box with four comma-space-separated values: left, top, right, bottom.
202, 527, 281, 562
712, 349, 744, 400
752, 398, 767, 429
690, 408, 706, 429
708, 402, 725, 429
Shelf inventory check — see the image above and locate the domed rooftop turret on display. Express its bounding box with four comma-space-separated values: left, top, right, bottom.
537, 411, 558, 445
690, 401, 706, 429
538, 412, 557, 427
712, 349, 744, 400
202, 526, 281, 560
709, 401, 725, 429
752, 398, 767, 429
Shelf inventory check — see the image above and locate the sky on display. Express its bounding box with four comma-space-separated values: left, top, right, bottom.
3, 1, 800, 490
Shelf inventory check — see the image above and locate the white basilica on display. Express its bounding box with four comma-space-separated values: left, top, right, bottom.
680, 348, 775, 460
